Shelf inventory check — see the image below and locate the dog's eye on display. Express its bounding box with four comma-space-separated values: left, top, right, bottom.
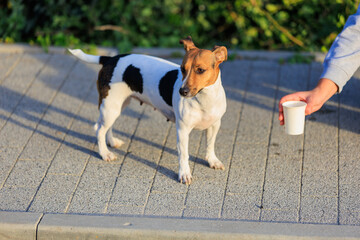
196, 68, 205, 74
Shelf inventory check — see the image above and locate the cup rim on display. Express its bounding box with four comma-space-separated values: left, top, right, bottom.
282, 101, 307, 108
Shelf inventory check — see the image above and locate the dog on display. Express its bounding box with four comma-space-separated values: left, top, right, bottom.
68, 36, 227, 184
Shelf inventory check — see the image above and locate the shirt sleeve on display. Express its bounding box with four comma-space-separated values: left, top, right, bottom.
320, 5, 360, 92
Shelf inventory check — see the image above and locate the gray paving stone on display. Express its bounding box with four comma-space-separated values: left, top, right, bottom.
157, 125, 200, 168
226, 165, 264, 195
339, 156, 360, 184
268, 128, 304, 156
221, 193, 261, 220
305, 120, 338, 147
262, 179, 300, 210
4, 160, 49, 187
183, 206, 220, 219
261, 209, 298, 223
191, 162, 228, 181
0, 186, 37, 211
339, 183, 360, 225
119, 106, 171, 179
0, 53, 42, 115
106, 204, 144, 215
303, 147, 338, 171
109, 177, 152, 207
19, 134, 60, 160
144, 192, 185, 217
186, 180, 225, 209
28, 174, 79, 213
120, 154, 160, 179
0, 117, 39, 148
1, 54, 48, 92
301, 169, 338, 197
0, 54, 51, 142
278, 64, 310, 91
0, 53, 21, 81
340, 211, 360, 225
221, 60, 251, 90
151, 166, 187, 193
67, 163, 119, 214
231, 143, 268, 168
0, 147, 22, 185
47, 145, 92, 175
155, 126, 178, 167
300, 196, 337, 224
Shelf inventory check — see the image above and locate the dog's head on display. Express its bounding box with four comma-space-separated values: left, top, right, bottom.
179, 36, 227, 97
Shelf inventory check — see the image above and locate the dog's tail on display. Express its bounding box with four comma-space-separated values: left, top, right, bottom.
68, 49, 101, 64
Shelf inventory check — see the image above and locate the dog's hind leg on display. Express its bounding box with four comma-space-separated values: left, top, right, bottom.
106, 97, 131, 148
96, 83, 132, 161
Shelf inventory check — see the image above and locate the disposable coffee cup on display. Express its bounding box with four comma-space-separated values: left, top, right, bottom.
282, 101, 307, 135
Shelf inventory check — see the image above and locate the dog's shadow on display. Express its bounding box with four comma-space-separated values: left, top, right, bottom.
110, 129, 208, 182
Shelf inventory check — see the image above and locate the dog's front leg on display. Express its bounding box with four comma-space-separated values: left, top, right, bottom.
206, 120, 225, 170
176, 121, 192, 184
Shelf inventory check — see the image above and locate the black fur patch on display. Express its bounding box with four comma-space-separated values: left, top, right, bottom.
123, 65, 143, 93
158, 69, 179, 106
97, 54, 129, 108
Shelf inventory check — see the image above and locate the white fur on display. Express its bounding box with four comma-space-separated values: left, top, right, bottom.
69, 49, 226, 184
68, 49, 100, 64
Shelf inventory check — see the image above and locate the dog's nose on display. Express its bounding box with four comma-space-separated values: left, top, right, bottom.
179, 87, 190, 97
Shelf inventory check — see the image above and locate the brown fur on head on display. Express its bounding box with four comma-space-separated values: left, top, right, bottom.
179, 36, 228, 97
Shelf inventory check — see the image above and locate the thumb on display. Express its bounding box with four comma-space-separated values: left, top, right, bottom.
305, 104, 313, 115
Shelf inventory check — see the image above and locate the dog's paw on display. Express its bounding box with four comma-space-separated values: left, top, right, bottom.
102, 151, 117, 162
178, 168, 192, 185
208, 158, 225, 170
108, 138, 124, 149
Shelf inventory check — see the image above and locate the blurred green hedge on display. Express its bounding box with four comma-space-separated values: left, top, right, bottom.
0, 0, 358, 52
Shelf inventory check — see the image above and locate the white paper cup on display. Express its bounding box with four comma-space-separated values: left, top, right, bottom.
282, 101, 307, 135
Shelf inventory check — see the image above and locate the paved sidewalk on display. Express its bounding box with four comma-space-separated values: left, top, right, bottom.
0, 44, 359, 239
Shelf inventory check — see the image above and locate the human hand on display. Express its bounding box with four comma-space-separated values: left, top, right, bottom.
278, 78, 338, 125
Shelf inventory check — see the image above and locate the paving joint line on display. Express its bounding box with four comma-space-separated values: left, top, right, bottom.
60, 81, 102, 214
297, 64, 312, 223
337, 91, 341, 225
0, 54, 51, 134
103, 106, 147, 214
143, 122, 173, 214
0, 53, 23, 86
0, 54, 53, 189
259, 63, 281, 221
26, 60, 96, 212
219, 62, 253, 218
181, 130, 205, 217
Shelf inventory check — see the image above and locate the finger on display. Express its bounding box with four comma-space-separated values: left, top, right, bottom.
279, 111, 284, 121
279, 94, 302, 105
305, 105, 313, 115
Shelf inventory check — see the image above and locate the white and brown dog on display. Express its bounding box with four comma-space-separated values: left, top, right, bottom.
69, 36, 227, 184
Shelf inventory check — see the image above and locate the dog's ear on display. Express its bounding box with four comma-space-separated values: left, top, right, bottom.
212, 46, 228, 63
180, 36, 197, 51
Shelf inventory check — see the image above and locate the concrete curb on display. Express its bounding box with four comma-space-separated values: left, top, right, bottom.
1, 211, 359, 240
0, 211, 42, 240
0, 43, 326, 62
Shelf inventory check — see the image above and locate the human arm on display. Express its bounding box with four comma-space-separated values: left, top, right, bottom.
321, 6, 360, 92
278, 78, 338, 125
279, 5, 360, 125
